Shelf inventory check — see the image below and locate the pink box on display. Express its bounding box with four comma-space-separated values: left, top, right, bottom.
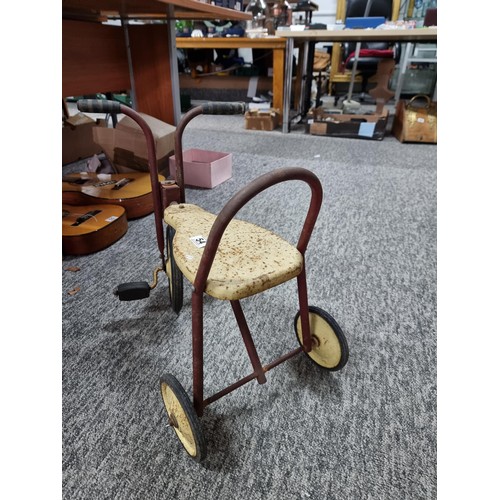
169, 149, 232, 188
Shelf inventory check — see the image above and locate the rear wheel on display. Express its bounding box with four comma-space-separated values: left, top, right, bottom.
294, 306, 349, 371
166, 225, 183, 313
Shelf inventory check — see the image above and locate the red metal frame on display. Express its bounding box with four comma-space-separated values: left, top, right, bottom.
190, 167, 323, 417
113, 104, 166, 265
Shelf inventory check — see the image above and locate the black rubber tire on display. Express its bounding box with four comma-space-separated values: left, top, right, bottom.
160, 373, 206, 462
166, 225, 183, 314
294, 305, 349, 371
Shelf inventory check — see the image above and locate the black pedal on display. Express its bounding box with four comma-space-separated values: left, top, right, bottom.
114, 282, 151, 301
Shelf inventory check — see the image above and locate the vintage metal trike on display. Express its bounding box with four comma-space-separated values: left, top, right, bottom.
77, 100, 349, 462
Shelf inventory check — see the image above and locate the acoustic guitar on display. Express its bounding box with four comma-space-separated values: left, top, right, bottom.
62, 204, 128, 255
62, 172, 165, 219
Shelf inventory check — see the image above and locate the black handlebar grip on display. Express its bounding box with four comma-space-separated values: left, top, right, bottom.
77, 99, 122, 114
200, 102, 246, 115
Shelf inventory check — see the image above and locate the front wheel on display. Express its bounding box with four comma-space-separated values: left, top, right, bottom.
160, 373, 206, 462
294, 306, 349, 371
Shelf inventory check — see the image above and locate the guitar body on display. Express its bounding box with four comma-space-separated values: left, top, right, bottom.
62, 172, 165, 219
62, 204, 128, 255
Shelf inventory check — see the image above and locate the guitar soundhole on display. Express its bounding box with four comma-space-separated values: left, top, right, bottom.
71, 210, 102, 226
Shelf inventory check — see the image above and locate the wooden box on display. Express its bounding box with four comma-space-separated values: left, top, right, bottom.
306, 108, 389, 141
392, 96, 437, 144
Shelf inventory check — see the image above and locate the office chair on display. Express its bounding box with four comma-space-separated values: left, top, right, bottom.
340, 0, 399, 104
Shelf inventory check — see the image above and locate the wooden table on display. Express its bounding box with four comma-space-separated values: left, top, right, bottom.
62, 0, 251, 125
278, 27, 438, 132
176, 36, 286, 120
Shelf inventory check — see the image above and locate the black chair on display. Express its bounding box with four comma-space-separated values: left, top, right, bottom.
340, 0, 399, 103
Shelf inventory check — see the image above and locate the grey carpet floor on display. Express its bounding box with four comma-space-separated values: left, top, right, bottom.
62, 115, 437, 499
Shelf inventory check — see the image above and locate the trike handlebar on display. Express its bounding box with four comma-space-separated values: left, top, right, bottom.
200, 102, 246, 115
77, 99, 122, 114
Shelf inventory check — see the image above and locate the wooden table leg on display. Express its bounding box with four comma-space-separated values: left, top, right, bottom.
273, 46, 285, 124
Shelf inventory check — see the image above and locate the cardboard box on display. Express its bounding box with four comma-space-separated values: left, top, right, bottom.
62, 113, 106, 165
93, 113, 176, 174
306, 108, 389, 140
169, 149, 232, 188
245, 109, 280, 131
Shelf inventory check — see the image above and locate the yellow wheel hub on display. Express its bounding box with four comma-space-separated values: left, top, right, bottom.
161, 382, 198, 458
296, 310, 344, 369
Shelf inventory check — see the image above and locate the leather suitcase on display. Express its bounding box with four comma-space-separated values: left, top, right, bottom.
392, 95, 437, 143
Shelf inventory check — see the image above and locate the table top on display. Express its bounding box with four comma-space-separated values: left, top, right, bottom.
277, 27, 437, 42
175, 27, 437, 48
176, 36, 286, 49
62, 0, 252, 22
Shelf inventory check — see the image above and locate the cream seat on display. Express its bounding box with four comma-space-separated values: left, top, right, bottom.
164, 204, 303, 301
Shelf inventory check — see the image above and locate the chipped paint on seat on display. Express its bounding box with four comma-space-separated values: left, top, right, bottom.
164, 204, 303, 300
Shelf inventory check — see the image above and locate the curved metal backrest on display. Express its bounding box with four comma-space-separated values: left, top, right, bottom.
193, 167, 323, 293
